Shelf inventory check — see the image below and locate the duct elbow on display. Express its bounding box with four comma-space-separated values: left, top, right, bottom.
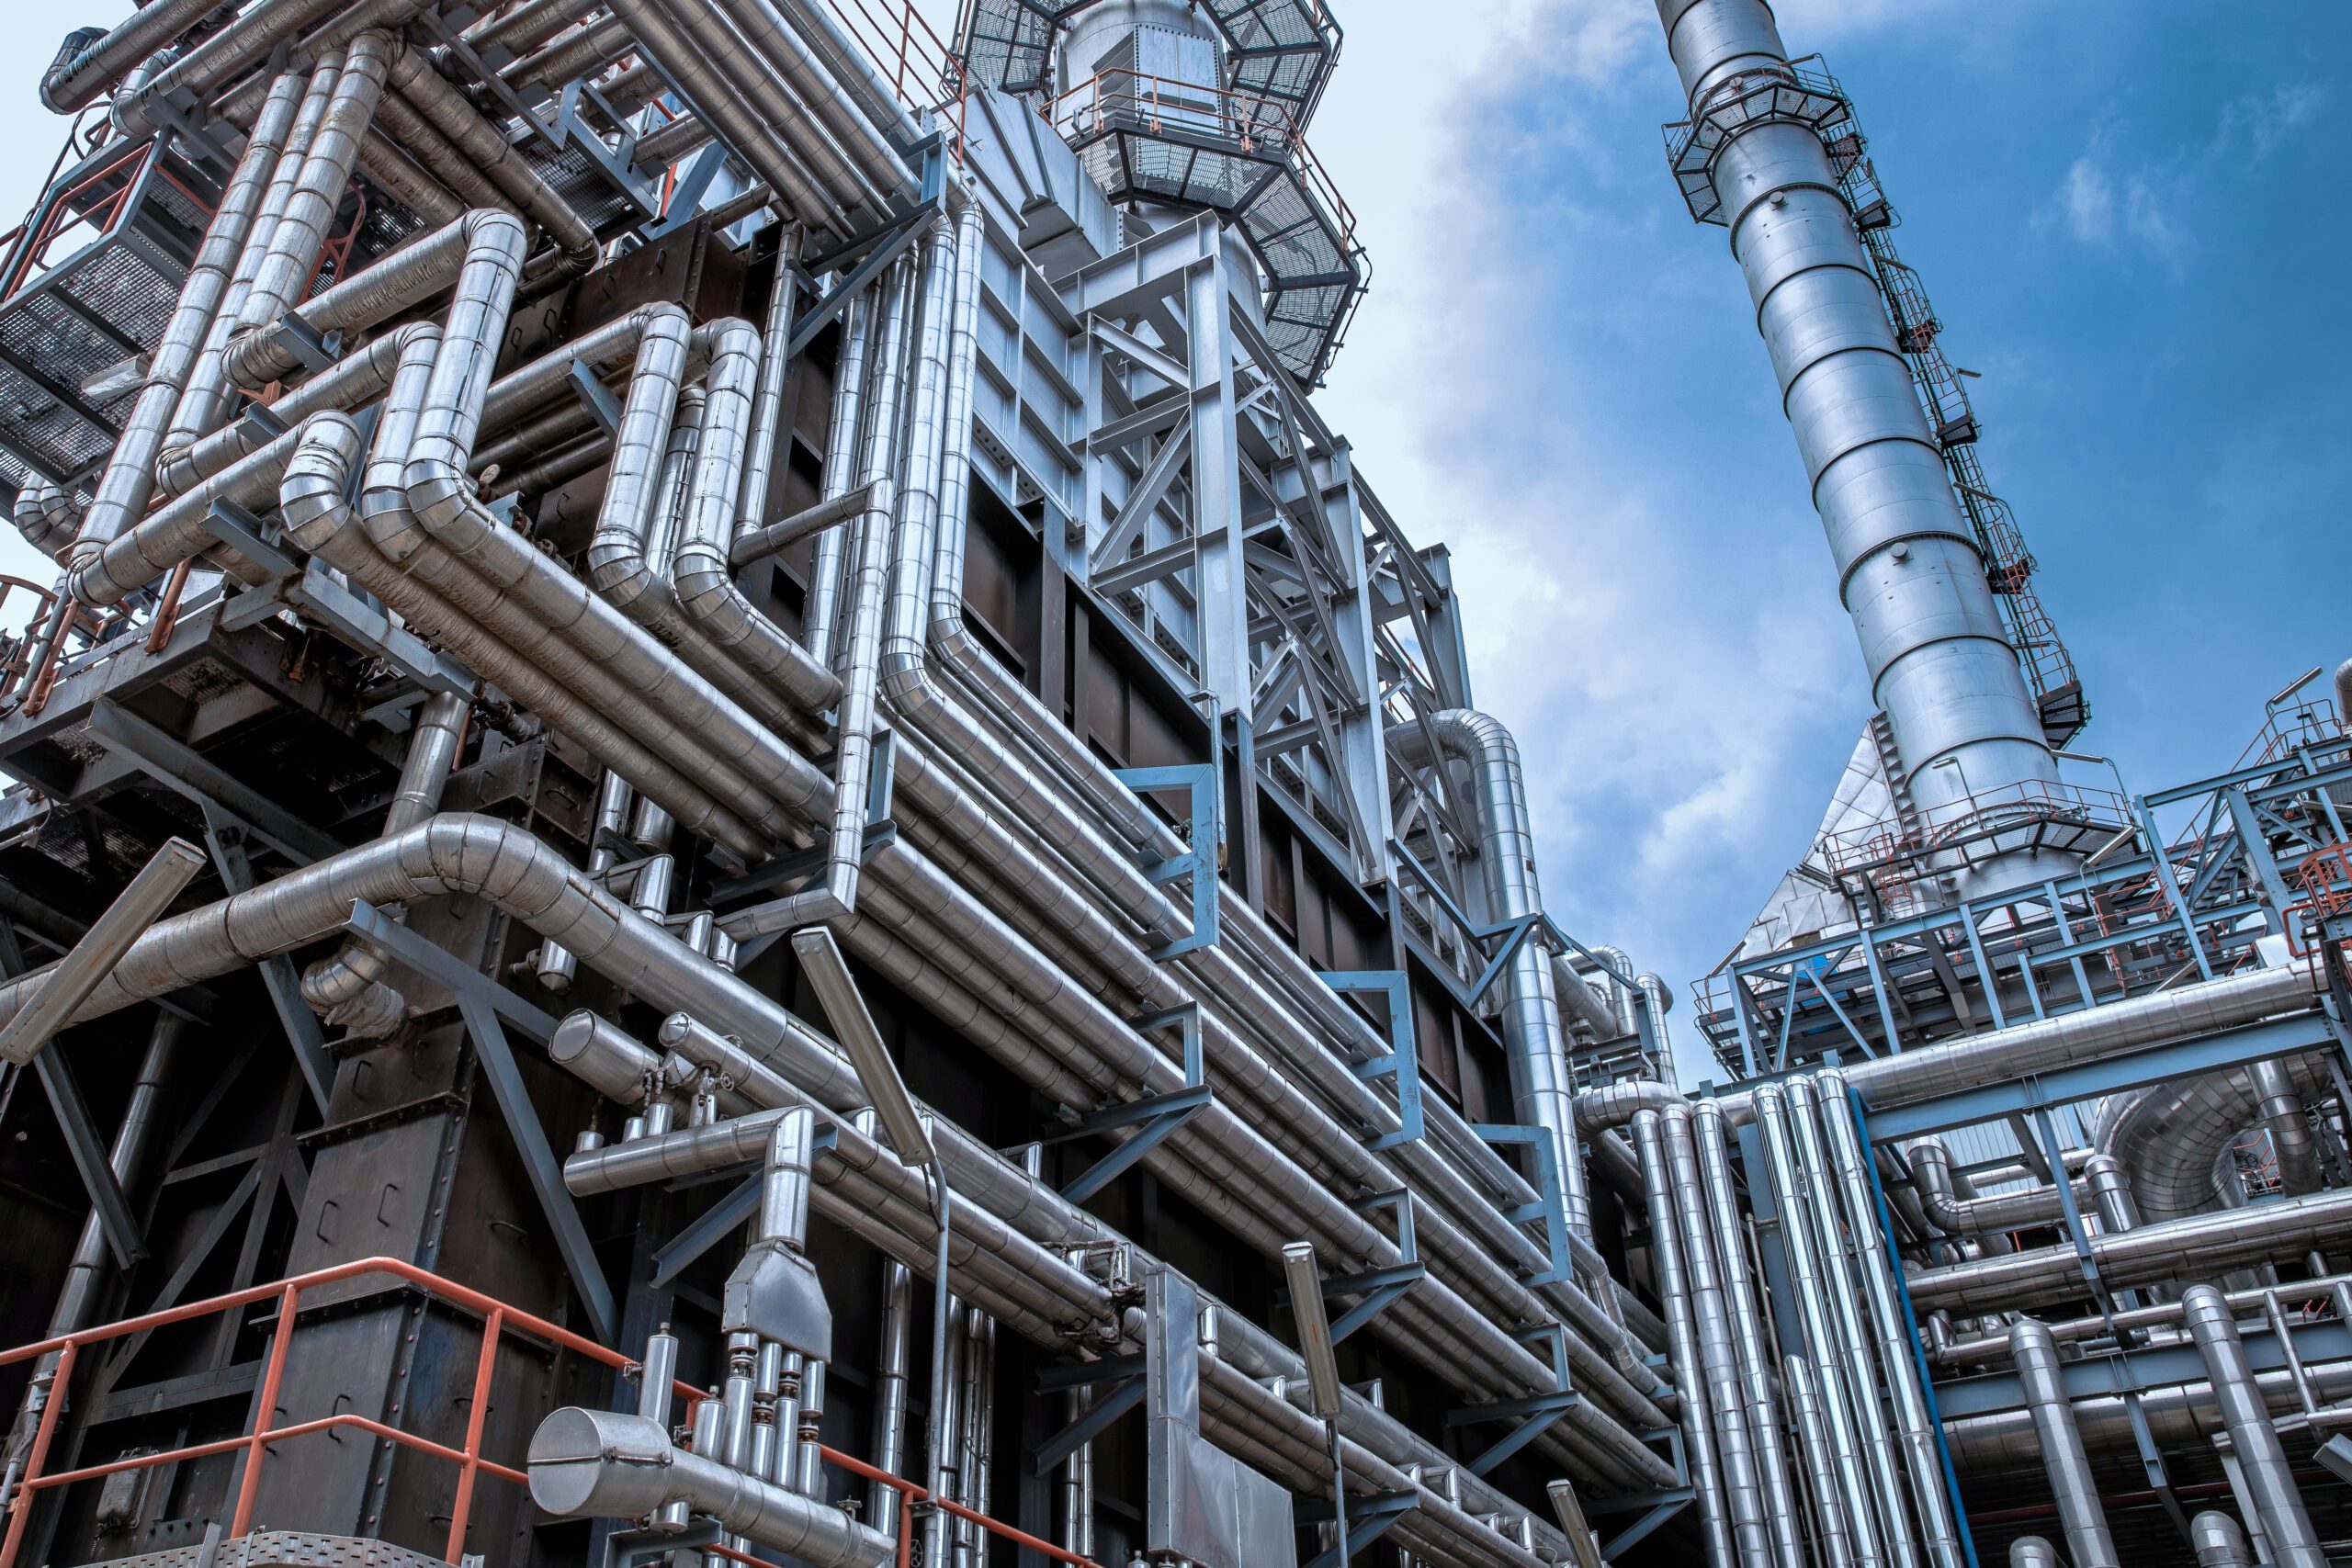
2336, 659, 2352, 735
279, 416, 367, 547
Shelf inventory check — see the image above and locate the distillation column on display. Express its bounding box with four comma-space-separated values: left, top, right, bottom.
1653, 0, 2070, 897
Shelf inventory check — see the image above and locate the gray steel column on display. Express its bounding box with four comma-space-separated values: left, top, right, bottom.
1693, 1099, 1805, 1568
1632, 1111, 1740, 1565
2007, 1318, 2119, 1568
1754, 1085, 1888, 1568
1652, 0, 2067, 895
1662, 1106, 1772, 1563
2180, 1285, 2325, 1567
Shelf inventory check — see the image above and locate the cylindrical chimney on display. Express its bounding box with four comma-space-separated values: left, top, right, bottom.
1655, 0, 2072, 897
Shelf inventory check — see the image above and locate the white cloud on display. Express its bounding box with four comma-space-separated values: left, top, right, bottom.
2057, 155, 2113, 243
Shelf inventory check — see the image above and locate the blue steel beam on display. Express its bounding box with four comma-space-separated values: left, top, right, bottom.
1935, 1319, 2352, 1420
1860, 1012, 2338, 1141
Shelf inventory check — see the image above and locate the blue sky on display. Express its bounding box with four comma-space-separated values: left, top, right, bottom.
2, 2, 2346, 1082
1301, 0, 2352, 1079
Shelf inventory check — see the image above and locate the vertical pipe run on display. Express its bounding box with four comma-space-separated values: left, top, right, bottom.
1815, 1075, 1966, 1568
870, 1259, 912, 1536
1693, 1100, 1806, 1568
1785, 1079, 1922, 1568
1662, 1106, 1772, 1564
1785, 1355, 1857, 1568
63, 68, 310, 572
1754, 1085, 1887, 1568
1631, 1111, 1739, 1566
2006, 1318, 2119, 1568
2180, 1285, 2326, 1567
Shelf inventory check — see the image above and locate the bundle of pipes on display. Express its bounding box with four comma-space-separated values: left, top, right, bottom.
0, 50, 1679, 1542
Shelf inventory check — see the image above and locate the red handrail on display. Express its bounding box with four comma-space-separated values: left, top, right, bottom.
0, 1257, 1102, 1568
0, 1257, 658, 1568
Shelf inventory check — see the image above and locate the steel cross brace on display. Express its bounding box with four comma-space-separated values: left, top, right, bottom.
340, 900, 617, 1343
1321, 969, 1422, 1147
1033, 1354, 1147, 1474
1046, 1003, 1211, 1204
1112, 757, 1224, 959
1583, 1487, 1697, 1559
1299, 1488, 1418, 1568
0, 925, 143, 1269
198, 807, 335, 1111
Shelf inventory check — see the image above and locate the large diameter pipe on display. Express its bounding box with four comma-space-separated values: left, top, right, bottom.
2190, 1510, 2255, 1567
41, 0, 229, 112
528, 1407, 891, 1568
60, 67, 308, 579
0, 837, 205, 1065
1386, 711, 1589, 1235
1785, 1355, 1857, 1568
1908, 1185, 2352, 1315
1660, 1108, 1771, 1562
1629, 1112, 1739, 1565
2179, 1285, 2325, 1568
1652, 0, 2067, 895
1753, 1085, 1888, 1568
2005, 1318, 2118, 1568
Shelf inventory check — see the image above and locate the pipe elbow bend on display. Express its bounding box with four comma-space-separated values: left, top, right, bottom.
278, 415, 366, 547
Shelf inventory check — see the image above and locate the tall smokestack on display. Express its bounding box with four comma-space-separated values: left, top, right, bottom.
1655, 0, 2073, 897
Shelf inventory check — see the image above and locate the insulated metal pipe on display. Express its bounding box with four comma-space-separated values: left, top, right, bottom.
1815, 1074, 1966, 1568
529, 1407, 892, 1567
2006, 1540, 2059, 1568
1652, 0, 2068, 896
1908, 1184, 2352, 1315
1630, 1111, 1739, 1565
870, 1259, 912, 1537
2180, 1284, 2325, 1567
798, 285, 874, 661
2190, 1510, 2255, 1567
1662, 1106, 1771, 1563
62, 67, 309, 577
1693, 1100, 1805, 1568
1753, 1085, 1887, 1568
1785, 1080, 1922, 1568
1386, 711, 1588, 1235
2006, 1318, 2119, 1568
1786, 1355, 1857, 1568
233, 33, 394, 335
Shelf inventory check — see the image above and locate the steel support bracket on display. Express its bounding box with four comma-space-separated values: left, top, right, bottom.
1322, 969, 1423, 1147
650, 1122, 839, 1289
1113, 756, 1223, 959
274, 310, 342, 374
1584, 1486, 1697, 1558
1299, 1489, 1418, 1568
566, 357, 623, 437
1032, 1365, 1146, 1474
1472, 1122, 1573, 1286
1048, 1006, 1211, 1204
198, 808, 334, 1111
1443, 1388, 1582, 1477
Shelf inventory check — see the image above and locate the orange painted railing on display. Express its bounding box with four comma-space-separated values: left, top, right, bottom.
0, 1257, 1102, 1568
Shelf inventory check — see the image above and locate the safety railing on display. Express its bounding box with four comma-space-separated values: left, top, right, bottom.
0, 1257, 638, 1568
812, 0, 969, 157
0, 1256, 1102, 1568
1049, 66, 1358, 249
